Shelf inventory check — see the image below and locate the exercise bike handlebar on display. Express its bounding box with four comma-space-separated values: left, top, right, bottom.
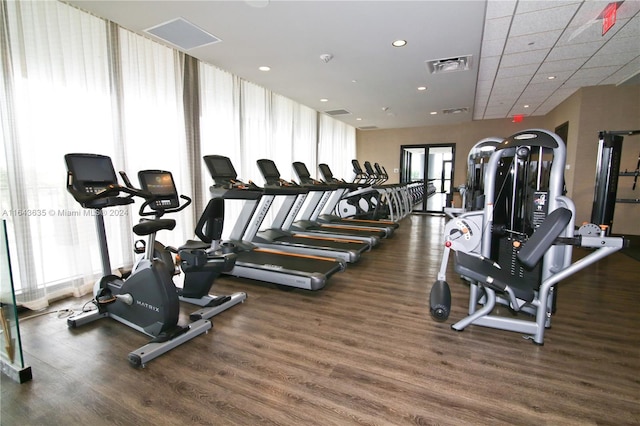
66, 171, 154, 208
119, 170, 192, 218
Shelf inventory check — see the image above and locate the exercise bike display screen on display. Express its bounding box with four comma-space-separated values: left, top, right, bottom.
138, 170, 179, 210
65, 153, 118, 193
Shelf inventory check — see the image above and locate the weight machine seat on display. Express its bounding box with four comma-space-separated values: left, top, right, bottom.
453, 207, 572, 309
454, 252, 536, 303
133, 219, 176, 236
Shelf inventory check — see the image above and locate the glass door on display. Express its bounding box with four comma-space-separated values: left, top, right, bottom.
400, 144, 455, 213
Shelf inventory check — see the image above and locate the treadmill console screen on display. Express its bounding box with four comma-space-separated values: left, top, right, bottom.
258, 160, 280, 179
138, 170, 179, 210
204, 155, 238, 184
292, 162, 310, 179
318, 164, 333, 180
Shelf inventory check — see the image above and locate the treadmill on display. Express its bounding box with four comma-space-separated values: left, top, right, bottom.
255, 159, 383, 247
202, 155, 345, 291
249, 159, 370, 263
319, 163, 388, 221
292, 161, 398, 237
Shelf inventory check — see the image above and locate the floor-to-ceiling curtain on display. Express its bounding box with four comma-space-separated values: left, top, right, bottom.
2, 1, 357, 309
117, 27, 193, 249
1, 1, 196, 309
1, 0, 116, 309
318, 114, 357, 182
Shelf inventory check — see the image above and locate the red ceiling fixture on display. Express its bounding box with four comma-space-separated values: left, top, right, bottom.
512, 114, 524, 123
602, 2, 618, 36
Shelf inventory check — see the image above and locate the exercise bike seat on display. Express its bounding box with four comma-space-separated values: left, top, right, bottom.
179, 240, 210, 251
133, 218, 176, 236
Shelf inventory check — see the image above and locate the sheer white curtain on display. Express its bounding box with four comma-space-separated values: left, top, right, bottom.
1, 2, 196, 309
239, 80, 271, 183
117, 28, 193, 249
198, 63, 240, 197
292, 104, 318, 179
1, 1, 358, 309
318, 114, 357, 181
1, 0, 115, 309
271, 95, 317, 182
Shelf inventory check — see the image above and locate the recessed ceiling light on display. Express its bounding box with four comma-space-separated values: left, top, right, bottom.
392, 40, 407, 47
547, 76, 556, 80
320, 98, 328, 102
430, 111, 438, 115
524, 104, 530, 108
258, 66, 271, 71
417, 86, 427, 91
356, 118, 362, 121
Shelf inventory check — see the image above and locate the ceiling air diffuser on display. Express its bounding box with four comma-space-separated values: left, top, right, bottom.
425, 55, 472, 74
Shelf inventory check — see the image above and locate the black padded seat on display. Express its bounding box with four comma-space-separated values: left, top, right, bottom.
453, 207, 573, 306
179, 240, 210, 251
454, 251, 536, 303
133, 219, 176, 236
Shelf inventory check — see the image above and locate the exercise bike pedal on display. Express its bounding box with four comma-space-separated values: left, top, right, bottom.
203, 295, 232, 307
95, 285, 117, 305
150, 325, 190, 343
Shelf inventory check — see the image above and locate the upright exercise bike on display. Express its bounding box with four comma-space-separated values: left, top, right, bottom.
134, 169, 247, 321
64, 153, 211, 367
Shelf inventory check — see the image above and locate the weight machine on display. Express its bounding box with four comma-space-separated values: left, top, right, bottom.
591, 130, 640, 232
429, 129, 628, 345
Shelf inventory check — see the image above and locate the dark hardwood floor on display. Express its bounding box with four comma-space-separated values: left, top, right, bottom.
2, 214, 639, 425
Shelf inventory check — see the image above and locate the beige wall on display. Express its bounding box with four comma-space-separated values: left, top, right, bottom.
356, 84, 640, 234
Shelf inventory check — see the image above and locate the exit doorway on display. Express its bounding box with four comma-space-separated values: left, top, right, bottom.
400, 144, 455, 213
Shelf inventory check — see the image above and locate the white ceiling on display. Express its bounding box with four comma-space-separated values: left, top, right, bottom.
66, 0, 640, 130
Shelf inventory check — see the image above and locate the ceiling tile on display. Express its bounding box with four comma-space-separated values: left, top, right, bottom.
538, 58, 589, 73
504, 30, 563, 54
571, 65, 622, 79
497, 63, 540, 78
485, 0, 517, 20
546, 40, 605, 61
483, 16, 512, 41
585, 51, 640, 68
477, 56, 501, 81
600, 57, 640, 84
530, 70, 576, 84
510, 4, 581, 37
500, 48, 550, 67
481, 38, 507, 57
514, 1, 582, 15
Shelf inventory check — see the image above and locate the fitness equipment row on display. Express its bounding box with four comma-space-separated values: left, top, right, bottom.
200, 156, 402, 291
347, 160, 422, 222
64, 153, 246, 367
429, 129, 629, 345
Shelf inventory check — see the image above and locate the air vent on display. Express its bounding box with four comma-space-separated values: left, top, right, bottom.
324, 109, 352, 116
358, 126, 379, 130
145, 18, 221, 50
425, 55, 472, 74
442, 107, 469, 115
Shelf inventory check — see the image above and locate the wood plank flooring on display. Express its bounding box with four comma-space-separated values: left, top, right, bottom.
2, 214, 639, 425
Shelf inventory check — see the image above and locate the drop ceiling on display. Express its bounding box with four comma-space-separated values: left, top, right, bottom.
65, 0, 640, 130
